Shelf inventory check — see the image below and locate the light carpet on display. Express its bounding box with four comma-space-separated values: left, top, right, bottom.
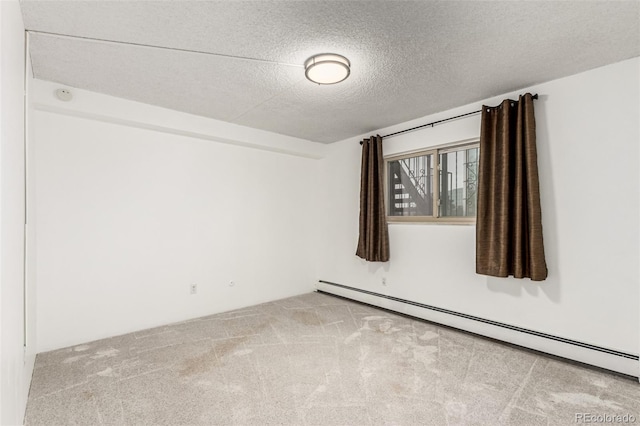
25, 292, 640, 425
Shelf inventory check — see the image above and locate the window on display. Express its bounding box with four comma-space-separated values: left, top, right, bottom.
386, 141, 479, 223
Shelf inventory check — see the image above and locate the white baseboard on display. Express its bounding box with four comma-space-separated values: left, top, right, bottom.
317, 280, 639, 379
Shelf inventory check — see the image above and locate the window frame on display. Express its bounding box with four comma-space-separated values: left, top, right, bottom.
385, 139, 480, 225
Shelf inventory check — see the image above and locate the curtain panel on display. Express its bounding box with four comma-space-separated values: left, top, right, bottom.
476, 93, 548, 281
356, 135, 390, 262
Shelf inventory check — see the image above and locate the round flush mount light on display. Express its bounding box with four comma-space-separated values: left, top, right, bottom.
304, 53, 350, 85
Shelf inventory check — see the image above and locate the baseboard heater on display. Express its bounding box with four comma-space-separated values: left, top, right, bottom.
317, 280, 639, 378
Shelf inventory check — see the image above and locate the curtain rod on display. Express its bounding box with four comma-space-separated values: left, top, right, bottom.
361, 93, 538, 144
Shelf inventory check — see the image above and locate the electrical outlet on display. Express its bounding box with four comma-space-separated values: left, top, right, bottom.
190, 283, 197, 294
381, 277, 387, 286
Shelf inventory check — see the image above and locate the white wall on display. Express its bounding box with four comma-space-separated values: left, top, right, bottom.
0, 2, 36, 425
318, 58, 639, 363
31, 80, 325, 352
25, 46, 640, 376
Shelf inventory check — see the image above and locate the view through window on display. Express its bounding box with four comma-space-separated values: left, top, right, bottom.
387, 142, 479, 223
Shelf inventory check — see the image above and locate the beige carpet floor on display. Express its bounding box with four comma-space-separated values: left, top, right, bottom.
25, 292, 640, 425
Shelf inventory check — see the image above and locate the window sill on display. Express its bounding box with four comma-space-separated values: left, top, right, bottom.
387, 217, 476, 225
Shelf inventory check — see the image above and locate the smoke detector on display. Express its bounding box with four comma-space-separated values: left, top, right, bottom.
55, 88, 73, 102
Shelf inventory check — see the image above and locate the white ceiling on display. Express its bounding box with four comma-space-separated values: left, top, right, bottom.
20, 1, 640, 143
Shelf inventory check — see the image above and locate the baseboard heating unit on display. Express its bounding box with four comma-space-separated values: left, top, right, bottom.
317, 280, 639, 379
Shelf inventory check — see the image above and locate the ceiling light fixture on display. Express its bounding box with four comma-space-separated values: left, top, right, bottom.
304, 53, 350, 85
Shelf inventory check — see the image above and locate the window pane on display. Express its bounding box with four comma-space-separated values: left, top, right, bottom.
438, 146, 479, 217
388, 155, 433, 216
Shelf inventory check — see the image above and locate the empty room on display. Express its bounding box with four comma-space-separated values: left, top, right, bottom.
1, 1, 639, 425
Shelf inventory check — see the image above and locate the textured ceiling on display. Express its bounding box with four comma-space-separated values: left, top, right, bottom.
20, 1, 640, 143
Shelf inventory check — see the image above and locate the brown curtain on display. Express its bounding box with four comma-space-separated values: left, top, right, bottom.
476, 93, 547, 281
356, 135, 390, 262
